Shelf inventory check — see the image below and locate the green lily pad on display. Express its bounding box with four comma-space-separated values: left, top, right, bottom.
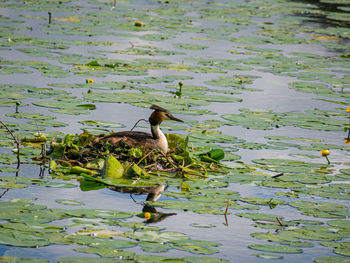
0, 181, 27, 189
183, 256, 230, 263
328, 220, 350, 229
86, 237, 137, 249
27, 120, 68, 127
0, 166, 18, 173
74, 247, 135, 259
174, 43, 208, 50
0, 256, 48, 263
138, 241, 172, 253
205, 75, 258, 87
6, 113, 55, 121
320, 241, 350, 256
241, 197, 287, 206
58, 258, 117, 263
314, 257, 350, 263
0, 154, 18, 164
289, 201, 349, 218
134, 255, 185, 262
55, 199, 85, 206
171, 239, 221, 255
79, 120, 125, 128
248, 244, 302, 253
253, 254, 283, 259
65, 209, 133, 219
125, 230, 189, 243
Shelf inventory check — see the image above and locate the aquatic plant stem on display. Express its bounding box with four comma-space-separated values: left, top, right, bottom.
276, 216, 284, 227
325, 155, 330, 165
15, 102, 20, 113
271, 173, 284, 178
35, 120, 41, 136
41, 143, 47, 165
0, 120, 20, 170
223, 200, 231, 226
137, 149, 154, 166
224, 200, 231, 215
0, 189, 9, 199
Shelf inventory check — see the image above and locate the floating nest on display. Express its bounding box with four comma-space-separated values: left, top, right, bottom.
47, 131, 225, 184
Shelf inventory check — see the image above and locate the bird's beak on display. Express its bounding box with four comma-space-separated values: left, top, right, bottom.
166, 113, 183, 123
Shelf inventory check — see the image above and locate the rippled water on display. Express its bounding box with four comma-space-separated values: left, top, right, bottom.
0, 0, 349, 262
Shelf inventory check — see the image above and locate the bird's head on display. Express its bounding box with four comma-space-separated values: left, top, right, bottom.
149, 105, 183, 125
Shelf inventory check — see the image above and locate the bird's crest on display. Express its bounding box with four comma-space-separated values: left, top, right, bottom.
150, 104, 169, 113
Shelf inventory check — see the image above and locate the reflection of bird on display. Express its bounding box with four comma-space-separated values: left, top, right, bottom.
95, 105, 183, 154
108, 184, 177, 223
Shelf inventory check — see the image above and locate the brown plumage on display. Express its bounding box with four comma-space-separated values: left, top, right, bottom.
94, 105, 183, 154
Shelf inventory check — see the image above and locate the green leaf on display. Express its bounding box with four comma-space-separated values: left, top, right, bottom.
55, 199, 85, 206
248, 244, 303, 253
103, 155, 124, 179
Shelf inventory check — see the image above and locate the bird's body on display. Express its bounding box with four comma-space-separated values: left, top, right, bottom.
94, 105, 182, 154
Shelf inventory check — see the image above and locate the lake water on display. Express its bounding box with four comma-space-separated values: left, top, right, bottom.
0, 0, 349, 262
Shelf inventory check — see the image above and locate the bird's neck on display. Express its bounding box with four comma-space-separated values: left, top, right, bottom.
151, 124, 168, 153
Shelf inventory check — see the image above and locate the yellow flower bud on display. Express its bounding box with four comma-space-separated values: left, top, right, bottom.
144, 212, 151, 220
86, 79, 94, 84
344, 138, 350, 145
134, 20, 146, 27
346, 107, 350, 113
321, 149, 330, 157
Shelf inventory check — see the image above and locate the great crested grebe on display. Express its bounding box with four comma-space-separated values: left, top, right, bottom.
95, 105, 183, 154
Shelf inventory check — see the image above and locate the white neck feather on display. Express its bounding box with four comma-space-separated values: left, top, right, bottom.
151, 124, 168, 154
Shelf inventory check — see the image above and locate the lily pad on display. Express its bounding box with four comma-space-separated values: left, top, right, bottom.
79, 120, 125, 128
55, 199, 85, 206
248, 244, 302, 253
253, 254, 283, 259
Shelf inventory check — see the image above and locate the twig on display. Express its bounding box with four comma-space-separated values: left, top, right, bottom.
160, 152, 179, 169
224, 214, 228, 227
223, 200, 231, 227
48, 12, 52, 24
143, 163, 157, 169
35, 120, 41, 136
137, 149, 154, 166
39, 166, 46, 178
15, 102, 20, 113
129, 41, 134, 48
130, 118, 148, 132
276, 216, 284, 227
15, 136, 20, 170
0, 120, 17, 142
0, 189, 9, 199
225, 200, 231, 215
41, 143, 46, 164
0, 120, 20, 169
272, 173, 284, 178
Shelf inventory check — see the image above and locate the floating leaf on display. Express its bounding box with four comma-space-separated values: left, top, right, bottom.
55, 199, 85, 206
79, 120, 125, 128
248, 244, 302, 253
253, 254, 283, 259
314, 257, 350, 263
